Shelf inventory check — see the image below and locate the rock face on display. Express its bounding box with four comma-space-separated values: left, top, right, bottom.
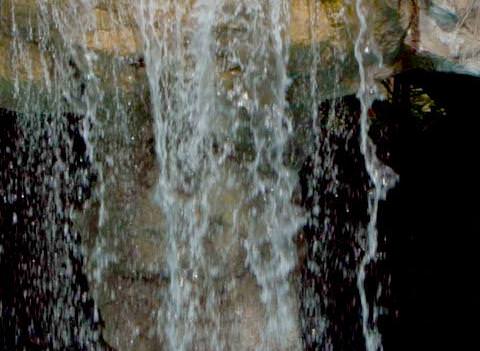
0, 1, 478, 351
0, 0, 411, 113
0, 1, 478, 113
404, 0, 480, 75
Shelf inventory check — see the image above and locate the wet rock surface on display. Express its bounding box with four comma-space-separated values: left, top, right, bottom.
0, 0, 406, 112
0, 1, 478, 113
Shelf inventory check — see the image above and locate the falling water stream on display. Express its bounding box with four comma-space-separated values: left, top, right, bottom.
135, 1, 301, 349
0, 1, 401, 350
354, 0, 399, 350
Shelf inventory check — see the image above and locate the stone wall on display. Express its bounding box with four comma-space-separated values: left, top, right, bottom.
2, 1, 478, 114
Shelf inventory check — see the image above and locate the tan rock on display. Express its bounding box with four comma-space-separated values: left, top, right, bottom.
0, 0, 417, 114
290, 0, 332, 46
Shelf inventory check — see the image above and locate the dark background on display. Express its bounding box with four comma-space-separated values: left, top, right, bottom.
380, 70, 480, 350
300, 69, 480, 350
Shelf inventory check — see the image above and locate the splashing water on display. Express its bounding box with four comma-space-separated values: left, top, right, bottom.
135, 0, 302, 349
1, 1, 404, 350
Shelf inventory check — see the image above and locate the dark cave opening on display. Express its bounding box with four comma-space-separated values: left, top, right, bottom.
299, 69, 480, 350
379, 69, 480, 350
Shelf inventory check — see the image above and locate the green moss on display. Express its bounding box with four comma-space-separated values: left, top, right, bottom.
409, 86, 447, 124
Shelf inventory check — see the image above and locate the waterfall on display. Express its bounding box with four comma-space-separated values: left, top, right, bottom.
0, 1, 407, 350
135, 1, 302, 349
